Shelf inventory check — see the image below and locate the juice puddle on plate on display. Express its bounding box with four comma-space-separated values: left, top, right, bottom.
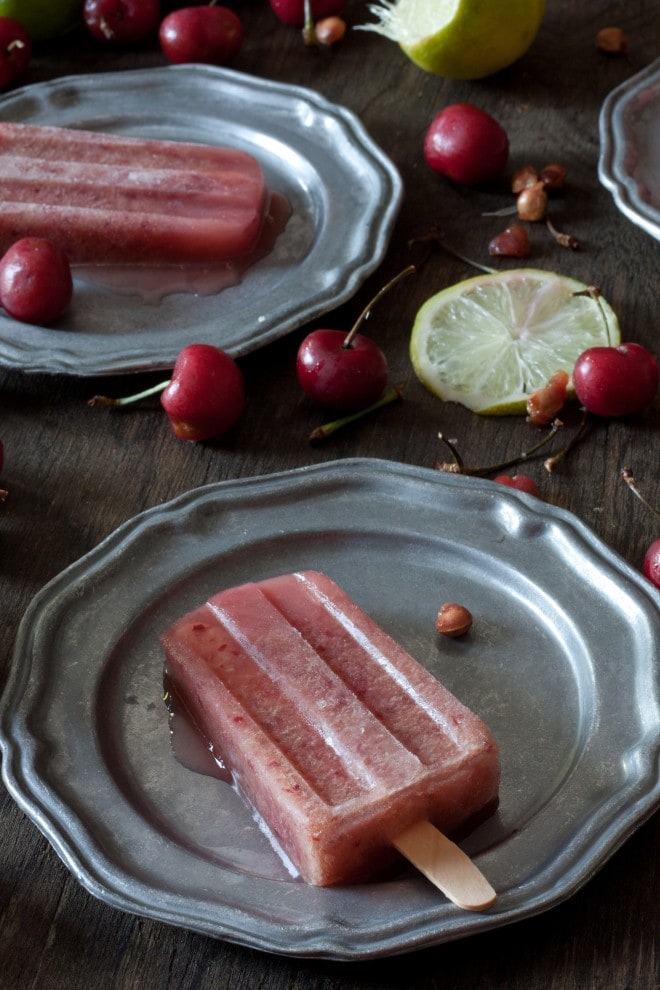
74, 193, 291, 303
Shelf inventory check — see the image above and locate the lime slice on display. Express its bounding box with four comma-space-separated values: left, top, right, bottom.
361, 0, 546, 79
409, 269, 621, 415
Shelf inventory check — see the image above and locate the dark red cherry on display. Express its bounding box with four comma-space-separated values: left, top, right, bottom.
573, 343, 658, 417
424, 103, 509, 186
296, 328, 388, 412
0, 237, 73, 324
160, 343, 245, 440
159, 5, 243, 65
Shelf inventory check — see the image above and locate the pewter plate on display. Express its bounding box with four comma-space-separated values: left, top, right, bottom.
1, 459, 659, 960
0, 66, 401, 376
599, 57, 660, 240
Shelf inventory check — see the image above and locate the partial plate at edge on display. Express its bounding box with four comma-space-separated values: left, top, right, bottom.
1, 459, 658, 959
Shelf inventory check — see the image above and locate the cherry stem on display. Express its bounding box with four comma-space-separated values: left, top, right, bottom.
436, 419, 563, 476
621, 466, 660, 520
543, 408, 590, 472
88, 378, 169, 408
309, 384, 403, 441
546, 215, 579, 250
302, 0, 317, 46
408, 227, 496, 274
481, 205, 519, 218
342, 266, 416, 349
571, 286, 615, 347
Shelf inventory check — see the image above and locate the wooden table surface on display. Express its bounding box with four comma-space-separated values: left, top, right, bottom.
1, 1, 659, 987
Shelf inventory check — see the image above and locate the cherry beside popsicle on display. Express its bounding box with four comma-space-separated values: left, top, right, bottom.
162, 570, 499, 910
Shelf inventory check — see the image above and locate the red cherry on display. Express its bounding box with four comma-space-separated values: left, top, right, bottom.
160, 6, 243, 65
643, 539, 660, 589
493, 474, 540, 497
160, 343, 245, 441
297, 266, 414, 413
83, 0, 160, 43
0, 17, 31, 91
573, 343, 659, 417
269, 0, 344, 28
296, 328, 388, 412
424, 103, 509, 186
0, 237, 73, 325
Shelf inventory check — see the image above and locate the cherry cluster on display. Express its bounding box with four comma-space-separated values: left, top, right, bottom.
437, 344, 658, 587
78, 243, 660, 595
489, 163, 571, 259
0, 0, 348, 93
84, 1, 244, 62
421, 102, 579, 259
89, 268, 411, 442
85, 0, 347, 55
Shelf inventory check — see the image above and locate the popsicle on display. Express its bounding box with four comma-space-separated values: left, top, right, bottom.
161, 570, 500, 907
0, 121, 268, 264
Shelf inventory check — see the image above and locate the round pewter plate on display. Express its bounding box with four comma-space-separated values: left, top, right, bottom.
1, 459, 659, 959
599, 57, 660, 241
0, 66, 402, 376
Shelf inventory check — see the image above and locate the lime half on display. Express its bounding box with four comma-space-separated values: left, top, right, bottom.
361, 0, 546, 79
0, 0, 82, 41
410, 269, 621, 414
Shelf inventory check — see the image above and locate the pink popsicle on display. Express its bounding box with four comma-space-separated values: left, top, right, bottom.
161, 571, 500, 891
0, 122, 267, 264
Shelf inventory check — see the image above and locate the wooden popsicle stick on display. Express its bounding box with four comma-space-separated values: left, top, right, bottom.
392, 820, 496, 911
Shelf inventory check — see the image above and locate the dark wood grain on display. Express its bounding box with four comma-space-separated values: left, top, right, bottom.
1, 1, 659, 987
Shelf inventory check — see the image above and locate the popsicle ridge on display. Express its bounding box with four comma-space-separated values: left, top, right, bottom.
0, 158, 266, 214
208, 583, 426, 793
260, 571, 479, 764
0, 121, 261, 172
164, 604, 365, 807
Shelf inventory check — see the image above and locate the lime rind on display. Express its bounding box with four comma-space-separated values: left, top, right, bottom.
410, 270, 621, 414
360, 0, 546, 79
